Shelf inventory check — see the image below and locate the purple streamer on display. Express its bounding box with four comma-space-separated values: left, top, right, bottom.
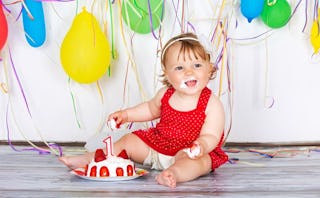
6, 102, 63, 156
34, 0, 75, 2
0, 0, 11, 14
8, 48, 32, 118
187, 21, 196, 33
6, 49, 63, 156
147, 0, 162, 40
171, 0, 183, 31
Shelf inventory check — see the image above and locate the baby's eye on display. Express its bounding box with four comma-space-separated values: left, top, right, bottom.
194, 63, 202, 68
175, 66, 183, 71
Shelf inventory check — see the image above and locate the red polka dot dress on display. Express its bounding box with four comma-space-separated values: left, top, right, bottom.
133, 87, 228, 169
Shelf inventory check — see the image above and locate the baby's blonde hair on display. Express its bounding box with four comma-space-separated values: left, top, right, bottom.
160, 33, 217, 87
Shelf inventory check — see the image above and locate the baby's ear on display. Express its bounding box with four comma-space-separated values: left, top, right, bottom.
209, 63, 218, 79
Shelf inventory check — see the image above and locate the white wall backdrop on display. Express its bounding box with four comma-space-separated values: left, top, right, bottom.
0, 0, 319, 145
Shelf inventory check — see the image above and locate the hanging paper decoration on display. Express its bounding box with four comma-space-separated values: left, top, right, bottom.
0, 3, 8, 50
60, 8, 111, 84
260, 0, 291, 28
310, 9, 320, 54
121, 0, 163, 34
22, 0, 46, 47
240, 0, 264, 23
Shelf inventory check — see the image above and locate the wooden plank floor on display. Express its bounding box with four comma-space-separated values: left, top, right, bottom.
1, 145, 320, 197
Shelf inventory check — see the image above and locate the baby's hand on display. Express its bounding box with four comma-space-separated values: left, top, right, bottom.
107, 110, 128, 130
107, 119, 118, 130
183, 142, 201, 159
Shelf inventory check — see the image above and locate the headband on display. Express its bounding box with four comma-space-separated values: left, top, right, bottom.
161, 35, 214, 62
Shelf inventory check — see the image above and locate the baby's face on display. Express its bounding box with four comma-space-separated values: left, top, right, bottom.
164, 42, 212, 96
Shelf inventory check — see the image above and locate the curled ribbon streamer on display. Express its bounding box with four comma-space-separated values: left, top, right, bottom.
264, 40, 275, 109
146, 0, 163, 40
0, 82, 8, 93
6, 97, 62, 156
118, 0, 147, 102
107, 0, 116, 77
68, 78, 81, 128
170, 0, 183, 30
107, 0, 116, 60
96, 81, 104, 103
267, 0, 277, 6
8, 48, 32, 118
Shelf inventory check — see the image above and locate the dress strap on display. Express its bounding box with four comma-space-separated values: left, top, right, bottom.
161, 87, 175, 104
196, 87, 212, 112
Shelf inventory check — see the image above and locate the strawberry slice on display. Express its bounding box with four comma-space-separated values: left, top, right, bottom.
100, 166, 110, 177
90, 166, 97, 177
94, 149, 106, 162
116, 167, 124, 176
127, 165, 134, 176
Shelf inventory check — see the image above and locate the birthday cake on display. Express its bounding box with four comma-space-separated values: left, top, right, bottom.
85, 148, 136, 177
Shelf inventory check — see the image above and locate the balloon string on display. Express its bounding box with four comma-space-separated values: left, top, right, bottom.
125, 0, 142, 18
146, 0, 163, 40
210, 0, 226, 42
20, 0, 34, 20
4, 54, 62, 156
8, 48, 32, 118
263, 40, 274, 109
123, 60, 130, 108
0, 82, 8, 93
301, 0, 308, 32
118, 0, 147, 101
170, 0, 183, 30
216, 19, 228, 98
108, 0, 115, 59
267, 0, 277, 6
68, 78, 81, 128
6, 101, 63, 156
287, 0, 303, 26
0, 0, 12, 14
107, 0, 115, 77
35, 0, 76, 2
96, 81, 104, 103
181, 0, 185, 32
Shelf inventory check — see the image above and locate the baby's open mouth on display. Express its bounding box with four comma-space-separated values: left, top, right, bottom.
185, 79, 197, 87
180, 78, 198, 88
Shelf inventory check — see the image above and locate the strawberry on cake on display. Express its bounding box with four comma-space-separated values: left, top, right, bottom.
85, 148, 136, 177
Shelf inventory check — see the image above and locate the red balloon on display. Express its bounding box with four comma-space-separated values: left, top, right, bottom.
0, 4, 8, 50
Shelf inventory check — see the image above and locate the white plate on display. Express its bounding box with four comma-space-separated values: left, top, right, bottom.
71, 168, 148, 181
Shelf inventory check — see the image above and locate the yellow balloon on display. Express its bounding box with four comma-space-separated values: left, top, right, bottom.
60, 8, 111, 83
310, 9, 320, 54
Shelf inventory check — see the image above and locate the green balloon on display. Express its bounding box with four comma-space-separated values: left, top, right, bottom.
121, 0, 163, 34
260, 0, 291, 28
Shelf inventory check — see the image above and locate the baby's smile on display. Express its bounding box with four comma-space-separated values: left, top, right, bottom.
180, 77, 198, 89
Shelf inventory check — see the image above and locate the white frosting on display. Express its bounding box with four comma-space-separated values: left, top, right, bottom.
86, 156, 136, 177
107, 119, 117, 130
183, 143, 201, 159
180, 77, 197, 89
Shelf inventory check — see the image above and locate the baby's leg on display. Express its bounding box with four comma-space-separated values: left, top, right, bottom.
59, 152, 93, 170
113, 133, 150, 164
156, 152, 212, 188
59, 133, 149, 169
155, 169, 177, 188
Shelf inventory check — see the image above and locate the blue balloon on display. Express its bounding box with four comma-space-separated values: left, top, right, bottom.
22, 0, 46, 47
240, 0, 264, 23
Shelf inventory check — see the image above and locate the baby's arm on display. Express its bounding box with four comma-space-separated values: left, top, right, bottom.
187, 94, 225, 158
108, 87, 167, 127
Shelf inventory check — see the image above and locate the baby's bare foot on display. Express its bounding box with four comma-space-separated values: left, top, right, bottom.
59, 153, 92, 170
155, 170, 177, 188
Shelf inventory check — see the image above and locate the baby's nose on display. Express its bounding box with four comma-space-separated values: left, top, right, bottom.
185, 68, 194, 75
